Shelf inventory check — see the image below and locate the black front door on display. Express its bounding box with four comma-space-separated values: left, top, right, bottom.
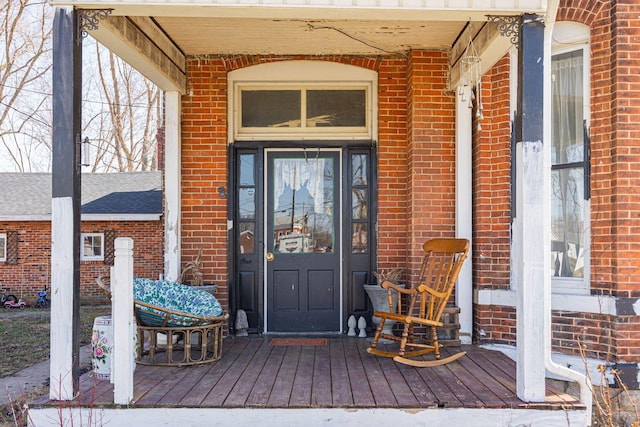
265, 150, 341, 332
232, 145, 375, 334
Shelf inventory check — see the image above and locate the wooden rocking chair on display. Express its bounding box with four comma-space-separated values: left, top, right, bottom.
367, 238, 470, 367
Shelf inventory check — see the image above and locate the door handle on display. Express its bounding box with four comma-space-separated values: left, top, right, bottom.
266, 252, 275, 262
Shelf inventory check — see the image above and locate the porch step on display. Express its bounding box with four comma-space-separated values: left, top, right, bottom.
29, 406, 588, 427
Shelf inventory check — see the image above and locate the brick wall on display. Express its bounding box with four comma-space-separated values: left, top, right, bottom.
0, 220, 163, 305
377, 57, 409, 276
471, 56, 517, 347
472, 56, 512, 292
181, 58, 230, 307
406, 51, 457, 281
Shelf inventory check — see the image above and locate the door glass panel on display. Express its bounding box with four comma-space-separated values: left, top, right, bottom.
239, 222, 255, 254
306, 90, 366, 127
239, 154, 255, 186
272, 155, 334, 254
239, 187, 255, 219
352, 223, 368, 254
242, 90, 301, 127
352, 188, 367, 219
352, 154, 368, 185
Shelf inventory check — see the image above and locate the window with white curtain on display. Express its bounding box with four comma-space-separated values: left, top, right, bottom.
550, 23, 590, 293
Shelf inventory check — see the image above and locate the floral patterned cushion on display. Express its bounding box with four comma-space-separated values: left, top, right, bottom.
133, 278, 223, 326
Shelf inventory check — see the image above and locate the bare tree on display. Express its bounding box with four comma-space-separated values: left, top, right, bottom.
0, 0, 52, 172
0, 0, 161, 173
86, 40, 161, 172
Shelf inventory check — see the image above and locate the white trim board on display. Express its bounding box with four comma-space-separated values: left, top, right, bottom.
475, 288, 618, 316
29, 406, 587, 427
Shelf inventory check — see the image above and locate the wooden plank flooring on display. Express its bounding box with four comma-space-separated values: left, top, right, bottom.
33, 337, 583, 411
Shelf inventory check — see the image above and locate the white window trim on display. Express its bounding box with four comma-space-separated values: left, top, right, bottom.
475, 288, 617, 316
0, 233, 6, 262
509, 23, 591, 295
81, 233, 104, 261
550, 22, 591, 294
228, 60, 378, 142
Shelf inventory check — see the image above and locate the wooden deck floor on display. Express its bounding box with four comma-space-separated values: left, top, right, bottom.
34, 337, 582, 411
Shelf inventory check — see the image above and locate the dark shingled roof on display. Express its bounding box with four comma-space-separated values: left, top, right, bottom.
0, 172, 162, 217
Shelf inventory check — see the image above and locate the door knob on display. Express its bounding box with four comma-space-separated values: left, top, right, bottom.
266, 252, 275, 262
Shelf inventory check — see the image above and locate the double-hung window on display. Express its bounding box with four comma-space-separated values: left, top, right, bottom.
550, 23, 590, 293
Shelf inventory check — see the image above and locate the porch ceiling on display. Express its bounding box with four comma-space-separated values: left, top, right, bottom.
153, 17, 465, 56
55, 2, 519, 92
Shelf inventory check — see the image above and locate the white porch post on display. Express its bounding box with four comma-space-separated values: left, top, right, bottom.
164, 91, 182, 281
50, 6, 81, 400
455, 85, 473, 345
112, 238, 135, 404
515, 14, 546, 401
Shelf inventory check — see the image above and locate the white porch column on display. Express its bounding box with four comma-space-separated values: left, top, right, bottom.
112, 238, 135, 404
455, 85, 473, 345
164, 91, 182, 281
515, 14, 546, 402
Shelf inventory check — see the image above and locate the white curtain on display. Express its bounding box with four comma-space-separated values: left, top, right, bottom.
551, 51, 584, 164
273, 157, 326, 216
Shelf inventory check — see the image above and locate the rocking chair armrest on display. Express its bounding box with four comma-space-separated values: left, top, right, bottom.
406, 316, 444, 327
416, 284, 447, 299
380, 280, 416, 295
373, 311, 410, 322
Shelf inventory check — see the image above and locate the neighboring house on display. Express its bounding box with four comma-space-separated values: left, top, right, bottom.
0, 172, 163, 304
45, 0, 640, 412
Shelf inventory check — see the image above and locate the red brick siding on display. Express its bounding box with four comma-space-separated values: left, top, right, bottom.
552, 311, 614, 360
377, 58, 409, 276
474, 304, 517, 347
471, 56, 514, 346
472, 56, 512, 292
181, 58, 229, 309
0, 220, 163, 305
406, 51, 457, 281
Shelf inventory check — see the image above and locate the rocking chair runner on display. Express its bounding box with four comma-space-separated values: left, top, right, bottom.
367, 238, 470, 367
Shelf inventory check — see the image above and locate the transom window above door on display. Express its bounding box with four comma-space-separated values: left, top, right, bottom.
237, 86, 369, 139
241, 88, 366, 129
228, 61, 377, 141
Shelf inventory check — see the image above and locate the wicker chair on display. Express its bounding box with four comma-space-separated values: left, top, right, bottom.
96, 276, 228, 366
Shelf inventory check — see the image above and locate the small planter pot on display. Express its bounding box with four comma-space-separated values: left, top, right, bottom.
91, 315, 138, 381
363, 283, 405, 342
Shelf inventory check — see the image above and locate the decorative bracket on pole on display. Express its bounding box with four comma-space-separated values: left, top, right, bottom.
76, 8, 113, 45
486, 15, 521, 46
486, 14, 545, 47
